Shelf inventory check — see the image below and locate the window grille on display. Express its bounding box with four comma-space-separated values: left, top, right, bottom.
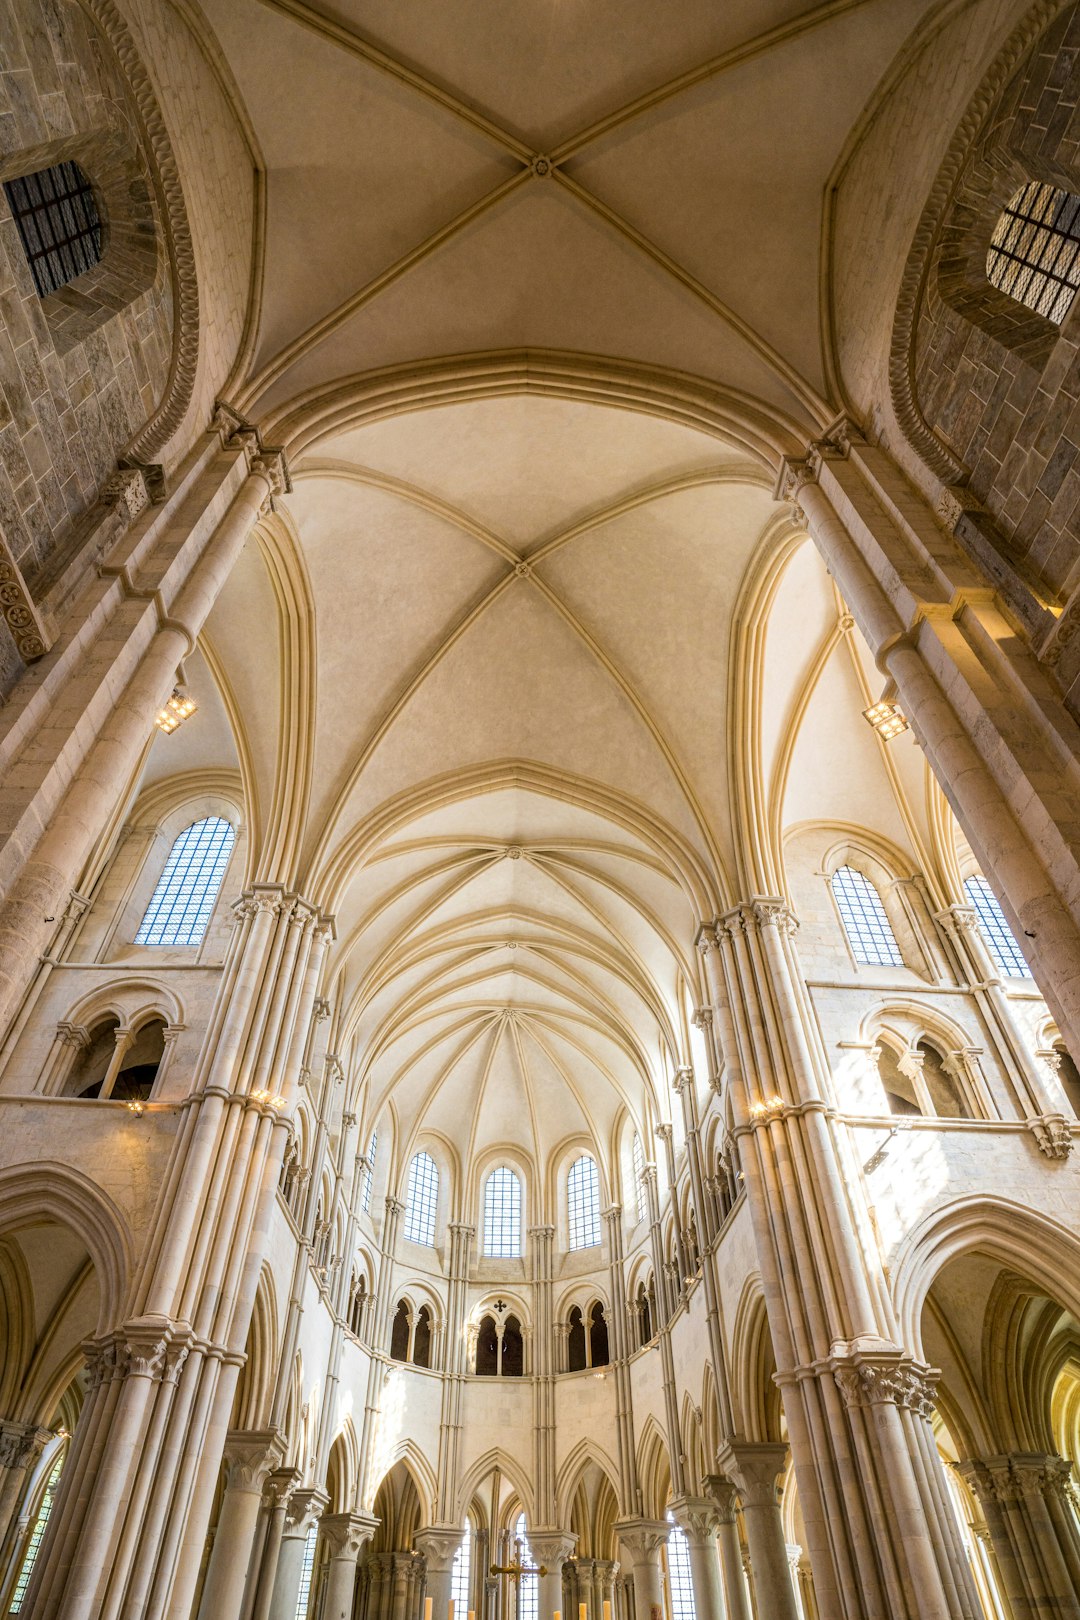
987, 181, 1080, 325
10, 1455, 64, 1613
567, 1154, 600, 1250
483, 1166, 522, 1257
4, 161, 102, 298
514, 1514, 538, 1620
362, 1129, 378, 1214
136, 817, 235, 946
404, 1151, 439, 1246
831, 865, 903, 968
632, 1131, 647, 1221
452, 1521, 472, 1613
666, 1518, 697, 1620
964, 875, 1031, 978
294, 1524, 317, 1619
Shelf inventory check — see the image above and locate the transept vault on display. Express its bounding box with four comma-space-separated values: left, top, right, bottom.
2, 4, 1080, 1619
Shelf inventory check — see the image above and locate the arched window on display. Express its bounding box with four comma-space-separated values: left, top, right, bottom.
514, 1514, 538, 1620
501, 1314, 524, 1377
475, 1313, 499, 1377
4, 161, 102, 298
964, 875, 1030, 978
589, 1302, 609, 1367
483, 1166, 522, 1257
390, 1300, 410, 1362
876, 1045, 923, 1117
362, 1129, 378, 1214
413, 1304, 433, 1368
987, 181, 1080, 324
136, 817, 236, 946
567, 1154, 600, 1250
451, 1520, 472, 1614
404, 1151, 439, 1246
632, 1131, 647, 1222
831, 865, 903, 967
349, 1274, 366, 1339
294, 1523, 317, 1620
637, 1280, 653, 1348
8, 1452, 64, 1613
568, 1305, 587, 1371
665, 1516, 697, 1620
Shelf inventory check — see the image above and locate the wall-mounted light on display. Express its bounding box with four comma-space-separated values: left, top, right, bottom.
863, 700, 908, 741
155, 686, 198, 734
127, 1099, 145, 1116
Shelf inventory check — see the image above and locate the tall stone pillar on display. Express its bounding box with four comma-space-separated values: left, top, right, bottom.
669, 1497, 726, 1620
702, 1479, 751, 1620
776, 423, 1080, 1056
698, 911, 982, 1620
641, 1165, 669, 1327
717, 1446, 798, 1620
267, 1488, 327, 1620
654, 1122, 688, 1287
957, 1454, 1080, 1619
321, 1511, 379, 1620
434, 1222, 474, 1524
415, 1525, 463, 1620
602, 1204, 638, 1517
250, 1467, 301, 1620
197, 1430, 284, 1620
530, 1529, 577, 1620
613, 1520, 667, 1620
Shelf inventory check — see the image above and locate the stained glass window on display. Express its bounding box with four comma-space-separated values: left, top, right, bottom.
831, 865, 903, 968
404, 1151, 439, 1246
136, 817, 235, 946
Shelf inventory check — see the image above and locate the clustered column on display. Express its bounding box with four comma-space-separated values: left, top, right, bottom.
957, 1454, 1080, 1618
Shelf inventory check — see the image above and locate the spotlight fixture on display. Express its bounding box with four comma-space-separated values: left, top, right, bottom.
127, 1099, 145, 1116
863, 700, 908, 741
155, 686, 198, 734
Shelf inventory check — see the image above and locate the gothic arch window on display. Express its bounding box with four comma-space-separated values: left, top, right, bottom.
295, 1524, 317, 1619
665, 1515, 697, 1620
8, 1450, 65, 1613
830, 865, 903, 967
636, 1279, 653, 1348
4, 161, 102, 298
514, 1514, 538, 1620
404, 1151, 439, 1246
451, 1519, 472, 1614
475, 1312, 500, 1376
567, 1154, 600, 1250
390, 1300, 410, 1362
986, 181, 1080, 325
964, 875, 1031, 978
483, 1165, 522, 1257
413, 1304, 433, 1368
474, 1303, 524, 1376
876, 1039, 972, 1119
876, 1044, 923, 1116
632, 1130, 647, 1222
568, 1305, 587, 1371
501, 1314, 524, 1377
348, 1273, 367, 1339
589, 1301, 609, 1367
362, 1129, 378, 1214
64, 1014, 167, 1102
136, 817, 236, 946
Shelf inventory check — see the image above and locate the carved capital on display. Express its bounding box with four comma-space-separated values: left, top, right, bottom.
830, 1351, 938, 1420
716, 1443, 789, 1508
56, 1020, 91, 1051
528, 1529, 577, 1567
414, 1524, 467, 1572
103, 464, 151, 522
223, 1429, 285, 1493
0, 1420, 54, 1472
613, 1518, 668, 1561
321, 1510, 379, 1561
773, 456, 817, 525
667, 1495, 719, 1543
1028, 1114, 1073, 1160
83, 1319, 193, 1389
284, 1487, 328, 1536
702, 1474, 740, 1524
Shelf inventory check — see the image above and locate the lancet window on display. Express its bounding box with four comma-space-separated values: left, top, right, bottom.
567, 1153, 600, 1250
831, 865, 903, 967
404, 1151, 439, 1246
964, 875, 1030, 978
451, 1519, 472, 1613
136, 817, 235, 946
8, 1453, 64, 1613
362, 1129, 378, 1214
514, 1514, 538, 1620
474, 1303, 524, 1376
632, 1131, 647, 1221
986, 180, 1080, 324
665, 1517, 697, 1620
483, 1165, 522, 1257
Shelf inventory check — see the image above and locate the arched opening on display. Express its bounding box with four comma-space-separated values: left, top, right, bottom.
876, 1045, 923, 1117
567, 1306, 587, 1372
637, 1281, 653, 1348
390, 1301, 410, 1363
1053, 1043, 1080, 1118
501, 1315, 524, 1377
413, 1304, 433, 1369
589, 1303, 609, 1368
475, 1314, 499, 1377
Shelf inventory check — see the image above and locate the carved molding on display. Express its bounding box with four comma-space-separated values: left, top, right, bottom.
1028, 1113, 1073, 1160
0, 534, 50, 661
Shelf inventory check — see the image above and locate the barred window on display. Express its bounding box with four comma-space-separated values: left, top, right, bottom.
404, 1151, 439, 1246
136, 817, 235, 946
4, 161, 102, 298
9, 1454, 64, 1613
514, 1514, 537, 1620
451, 1520, 472, 1613
964, 875, 1031, 978
483, 1166, 522, 1257
567, 1154, 600, 1250
987, 181, 1080, 325
294, 1524, 317, 1619
666, 1518, 697, 1620
632, 1131, 647, 1222
831, 865, 903, 968
362, 1129, 378, 1214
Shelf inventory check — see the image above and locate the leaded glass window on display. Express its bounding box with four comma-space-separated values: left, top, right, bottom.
362, 1129, 378, 1214
987, 181, 1080, 324
9, 1455, 63, 1613
831, 865, 903, 968
404, 1151, 439, 1246
632, 1131, 647, 1222
483, 1166, 522, 1257
4, 162, 102, 298
964, 875, 1031, 978
666, 1517, 697, 1620
294, 1524, 317, 1619
136, 817, 235, 946
514, 1514, 537, 1620
451, 1520, 472, 1613
567, 1154, 600, 1250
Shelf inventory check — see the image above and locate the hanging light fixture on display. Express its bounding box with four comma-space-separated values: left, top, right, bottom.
155, 686, 198, 734
863, 699, 908, 741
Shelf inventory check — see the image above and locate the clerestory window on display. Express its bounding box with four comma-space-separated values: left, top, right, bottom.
9, 1454, 64, 1613
483, 1165, 522, 1257
567, 1153, 600, 1250
963, 875, 1031, 978
831, 865, 903, 968
632, 1130, 647, 1222
362, 1128, 378, 1214
404, 1151, 439, 1246
136, 817, 235, 946
987, 181, 1080, 325
4, 161, 102, 298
